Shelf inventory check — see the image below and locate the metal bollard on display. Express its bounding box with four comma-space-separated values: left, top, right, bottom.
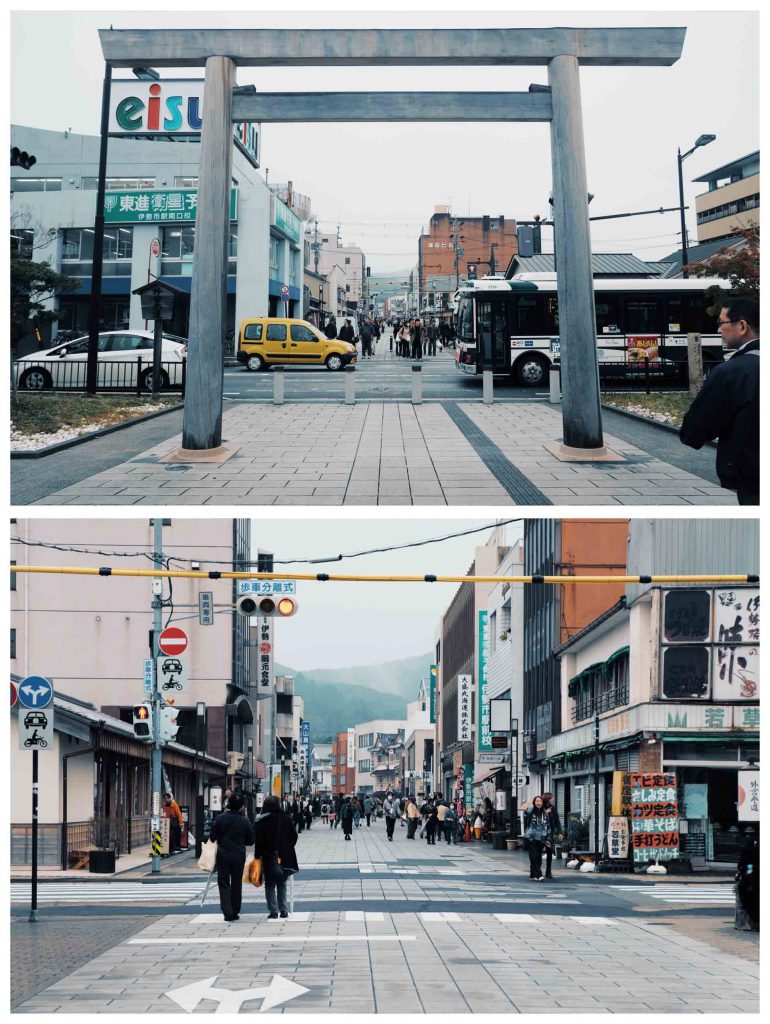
273, 366, 285, 405
411, 363, 422, 404
483, 369, 494, 405
549, 364, 561, 404
344, 370, 356, 405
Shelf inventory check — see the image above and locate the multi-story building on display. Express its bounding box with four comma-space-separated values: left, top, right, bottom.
472, 536, 526, 830
402, 679, 435, 800
310, 743, 333, 796
330, 729, 355, 796
302, 225, 366, 316
10, 124, 302, 353
549, 519, 759, 866
10, 517, 250, 864
693, 150, 759, 244
418, 205, 518, 316
522, 520, 629, 798
354, 719, 406, 794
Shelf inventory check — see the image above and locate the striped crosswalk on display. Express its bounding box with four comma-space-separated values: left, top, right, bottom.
11, 882, 206, 904
610, 884, 734, 904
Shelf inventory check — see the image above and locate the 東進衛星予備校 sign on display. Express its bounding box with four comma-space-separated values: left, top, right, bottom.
103, 188, 237, 225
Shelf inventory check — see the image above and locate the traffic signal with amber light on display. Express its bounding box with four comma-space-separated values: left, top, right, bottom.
235, 593, 299, 618
132, 704, 152, 739
11, 146, 37, 171
466, 263, 478, 280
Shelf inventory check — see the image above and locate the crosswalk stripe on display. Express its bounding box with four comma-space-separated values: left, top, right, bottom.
569, 916, 617, 925
345, 911, 384, 921
495, 913, 537, 923
420, 912, 461, 922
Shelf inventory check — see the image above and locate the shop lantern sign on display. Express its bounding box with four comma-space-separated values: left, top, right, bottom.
478, 611, 493, 751
628, 771, 680, 864
660, 588, 759, 702
457, 674, 472, 743
607, 815, 630, 859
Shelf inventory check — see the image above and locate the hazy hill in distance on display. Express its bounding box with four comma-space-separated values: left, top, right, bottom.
276, 652, 432, 742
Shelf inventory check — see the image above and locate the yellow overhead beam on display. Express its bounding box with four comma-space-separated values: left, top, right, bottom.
9, 566, 759, 585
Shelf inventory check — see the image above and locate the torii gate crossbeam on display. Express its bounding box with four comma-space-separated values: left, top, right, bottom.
97, 26, 686, 461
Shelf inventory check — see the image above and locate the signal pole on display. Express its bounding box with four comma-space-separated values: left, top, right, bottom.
151, 518, 163, 874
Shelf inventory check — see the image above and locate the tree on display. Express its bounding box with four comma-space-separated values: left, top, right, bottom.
10, 256, 79, 350
683, 225, 759, 312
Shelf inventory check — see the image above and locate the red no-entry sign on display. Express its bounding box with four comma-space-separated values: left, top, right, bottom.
11, 681, 18, 708
158, 626, 188, 657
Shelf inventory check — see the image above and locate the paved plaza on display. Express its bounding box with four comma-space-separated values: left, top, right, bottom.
12, 823, 759, 1014
32, 398, 735, 507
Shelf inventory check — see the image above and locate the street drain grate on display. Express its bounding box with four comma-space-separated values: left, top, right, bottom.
443, 403, 551, 505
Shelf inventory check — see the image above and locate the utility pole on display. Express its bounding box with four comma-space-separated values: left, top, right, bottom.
593, 708, 600, 859
312, 218, 320, 275
151, 518, 163, 874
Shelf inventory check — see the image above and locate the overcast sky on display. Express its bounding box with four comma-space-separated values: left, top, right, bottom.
250, 517, 521, 670
10, 4, 759, 278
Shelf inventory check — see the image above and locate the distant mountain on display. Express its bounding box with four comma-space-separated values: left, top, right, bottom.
275, 652, 432, 742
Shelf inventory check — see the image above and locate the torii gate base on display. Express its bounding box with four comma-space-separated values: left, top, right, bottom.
543, 441, 626, 463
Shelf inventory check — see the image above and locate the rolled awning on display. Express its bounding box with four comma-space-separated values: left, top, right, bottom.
472, 765, 506, 786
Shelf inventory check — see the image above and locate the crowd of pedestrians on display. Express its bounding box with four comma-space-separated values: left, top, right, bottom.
391, 317, 455, 358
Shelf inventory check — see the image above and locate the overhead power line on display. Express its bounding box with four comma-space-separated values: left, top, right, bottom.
10, 519, 520, 568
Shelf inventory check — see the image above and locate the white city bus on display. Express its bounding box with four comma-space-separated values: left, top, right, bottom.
454, 274, 730, 386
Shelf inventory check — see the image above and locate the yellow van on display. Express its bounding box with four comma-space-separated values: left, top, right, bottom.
237, 317, 357, 372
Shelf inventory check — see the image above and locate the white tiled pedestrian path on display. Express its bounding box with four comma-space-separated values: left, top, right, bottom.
35, 398, 736, 506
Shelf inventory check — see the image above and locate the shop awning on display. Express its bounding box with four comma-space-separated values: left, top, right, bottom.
472, 765, 506, 786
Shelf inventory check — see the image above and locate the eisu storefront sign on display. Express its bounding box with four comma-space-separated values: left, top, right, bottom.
103, 188, 237, 224
108, 79, 261, 167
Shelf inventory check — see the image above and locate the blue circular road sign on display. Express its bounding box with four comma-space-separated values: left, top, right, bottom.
18, 676, 54, 710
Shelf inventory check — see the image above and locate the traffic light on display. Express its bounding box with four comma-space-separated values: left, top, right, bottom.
159, 706, 180, 743
11, 146, 37, 170
235, 594, 299, 618
467, 263, 478, 280
132, 704, 153, 739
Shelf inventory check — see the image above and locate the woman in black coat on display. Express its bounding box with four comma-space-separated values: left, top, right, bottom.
253, 795, 299, 919
209, 793, 255, 921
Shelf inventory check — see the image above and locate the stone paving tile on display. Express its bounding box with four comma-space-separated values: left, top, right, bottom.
32, 399, 738, 507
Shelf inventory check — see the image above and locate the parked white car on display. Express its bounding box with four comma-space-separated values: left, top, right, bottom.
14, 330, 187, 391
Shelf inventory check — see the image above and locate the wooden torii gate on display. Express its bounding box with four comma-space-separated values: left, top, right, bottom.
99, 27, 686, 459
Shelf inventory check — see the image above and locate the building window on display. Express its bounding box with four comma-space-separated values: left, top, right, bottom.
10, 229, 34, 259
174, 176, 198, 188
269, 238, 280, 274
10, 561, 17, 591
61, 227, 133, 263
345, 257, 351, 265
340, 754, 346, 766
11, 629, 16, 659
12, 178, 62, 192
331, 774, 336, 786
339, 773, 345, 788
82, 176, 155, 191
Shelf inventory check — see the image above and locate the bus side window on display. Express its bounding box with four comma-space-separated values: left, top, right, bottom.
595, 295, 622, 334
515, 296, 539, 334
624, 296, 661, 333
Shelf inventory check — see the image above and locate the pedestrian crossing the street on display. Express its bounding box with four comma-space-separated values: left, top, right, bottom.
610, 885, 735, 904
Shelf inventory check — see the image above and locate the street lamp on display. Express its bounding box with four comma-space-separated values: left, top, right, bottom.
195, 701, 206, 858
132, 67, 160, 81
677, 134, 716, 277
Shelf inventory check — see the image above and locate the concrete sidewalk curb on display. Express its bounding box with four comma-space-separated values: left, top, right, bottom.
601, 400, 717, 449
11, 402, 183, 460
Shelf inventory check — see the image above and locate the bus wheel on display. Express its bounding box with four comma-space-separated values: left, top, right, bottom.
515, 355, 548, 387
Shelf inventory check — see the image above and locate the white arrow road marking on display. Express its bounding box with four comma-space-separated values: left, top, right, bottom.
165, 973, 309, 1014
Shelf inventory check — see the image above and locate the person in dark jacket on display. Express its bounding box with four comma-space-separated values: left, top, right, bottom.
542, 792, 563, 880
209, 793, 255, 921
424, 803, 438, 845
253, 795, 299, 919
339, 796, 354, 840
523, 795, 553, 881
361, 318, 374, 358
323, 317, 338, 340
680, 295, 759, 504
338, 319, 356, 346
